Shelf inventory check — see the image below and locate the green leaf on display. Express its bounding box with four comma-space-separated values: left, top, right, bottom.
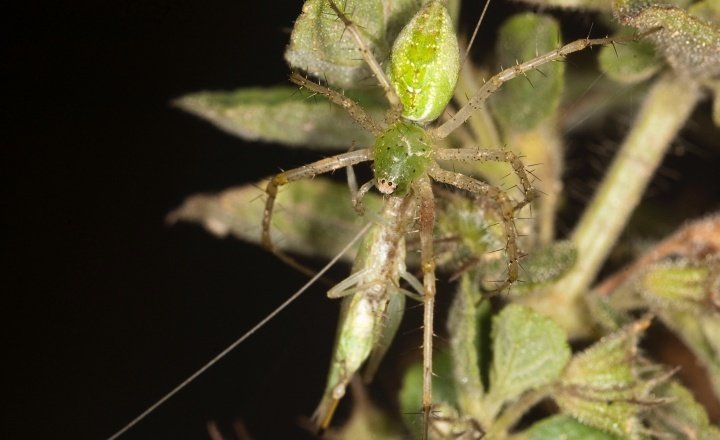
641, 261, 709, 308
175, 86, 385, 149
486, 304, 570, 419
285, 0, 387, 89
555, 316, 654, 438
166, 178, 381, 261
615, 1, 720, 79
633, 257, 720, 399
434, 192, 505, 271
491, 13, 565, 135
585, 294, 633, 332
518, 415, 622, 440
511, 240, 577, 294
285, 0, 430, 90
447, 272, 490, 423
647, 381, 720, 439
598, 39, 661, 84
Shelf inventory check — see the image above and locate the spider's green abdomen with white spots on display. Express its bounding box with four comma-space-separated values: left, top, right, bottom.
388, 1, 459, 123
373, 121, 432, 195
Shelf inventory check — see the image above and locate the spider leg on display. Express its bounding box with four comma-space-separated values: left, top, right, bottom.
434, 148, 536, 210
352, 180, 375, 215
326, 0, 402, 115
345, 159, 375, 215
433, 35, 614, 139
262, 149, 373, 275
290, 73, 382, 136
416, 175, 437, 440
428, 164, 520, 294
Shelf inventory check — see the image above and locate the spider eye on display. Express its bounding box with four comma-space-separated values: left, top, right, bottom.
376, 177, 398, 195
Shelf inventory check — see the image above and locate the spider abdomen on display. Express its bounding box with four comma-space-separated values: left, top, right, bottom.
388, 1, 459, 123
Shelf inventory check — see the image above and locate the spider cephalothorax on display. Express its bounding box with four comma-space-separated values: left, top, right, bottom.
373, 121, 433, 195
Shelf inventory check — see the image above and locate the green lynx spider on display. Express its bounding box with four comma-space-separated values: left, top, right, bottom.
263, 2, 531, 436
260, 0, 613, 436
107, 2, 619, 439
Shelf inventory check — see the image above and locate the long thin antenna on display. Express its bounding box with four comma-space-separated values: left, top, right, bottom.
107, 222, 373, 440
461, 0, 493, 70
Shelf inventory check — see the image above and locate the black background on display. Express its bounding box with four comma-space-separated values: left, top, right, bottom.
6, 1, 351, 439
5, 1, 720, 439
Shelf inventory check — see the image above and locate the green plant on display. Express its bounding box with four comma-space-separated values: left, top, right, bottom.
166, 0, 720, 438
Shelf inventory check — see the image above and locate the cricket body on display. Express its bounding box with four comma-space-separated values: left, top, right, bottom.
312, 195, 419, 429
262, 0, 614, 437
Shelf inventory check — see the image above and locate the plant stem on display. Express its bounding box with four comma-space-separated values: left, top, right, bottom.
523, 73, 701, 337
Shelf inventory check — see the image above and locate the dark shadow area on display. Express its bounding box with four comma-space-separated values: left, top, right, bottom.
5, 1, 346, 438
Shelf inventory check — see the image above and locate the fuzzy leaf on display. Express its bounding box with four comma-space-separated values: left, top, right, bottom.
491, 13, 565, 135
519, 415, 621, 439
285, 0, 429, 89
511, 240, 577, 294
166, 178, 381, 261
635, 257, 720, 398
285, 0, 387, 89
615, 1, 720, 79
447, 273, 490, 423
647, 381, 720, 439
585, 294, 633, 332
486, 305, 570, 418
641, 261, 709, 309
556, 316, 652, 438
175, 86, 384, 149
434, 192, 505, 270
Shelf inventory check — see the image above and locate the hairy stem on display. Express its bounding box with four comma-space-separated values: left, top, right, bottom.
525, 73, 701, 337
